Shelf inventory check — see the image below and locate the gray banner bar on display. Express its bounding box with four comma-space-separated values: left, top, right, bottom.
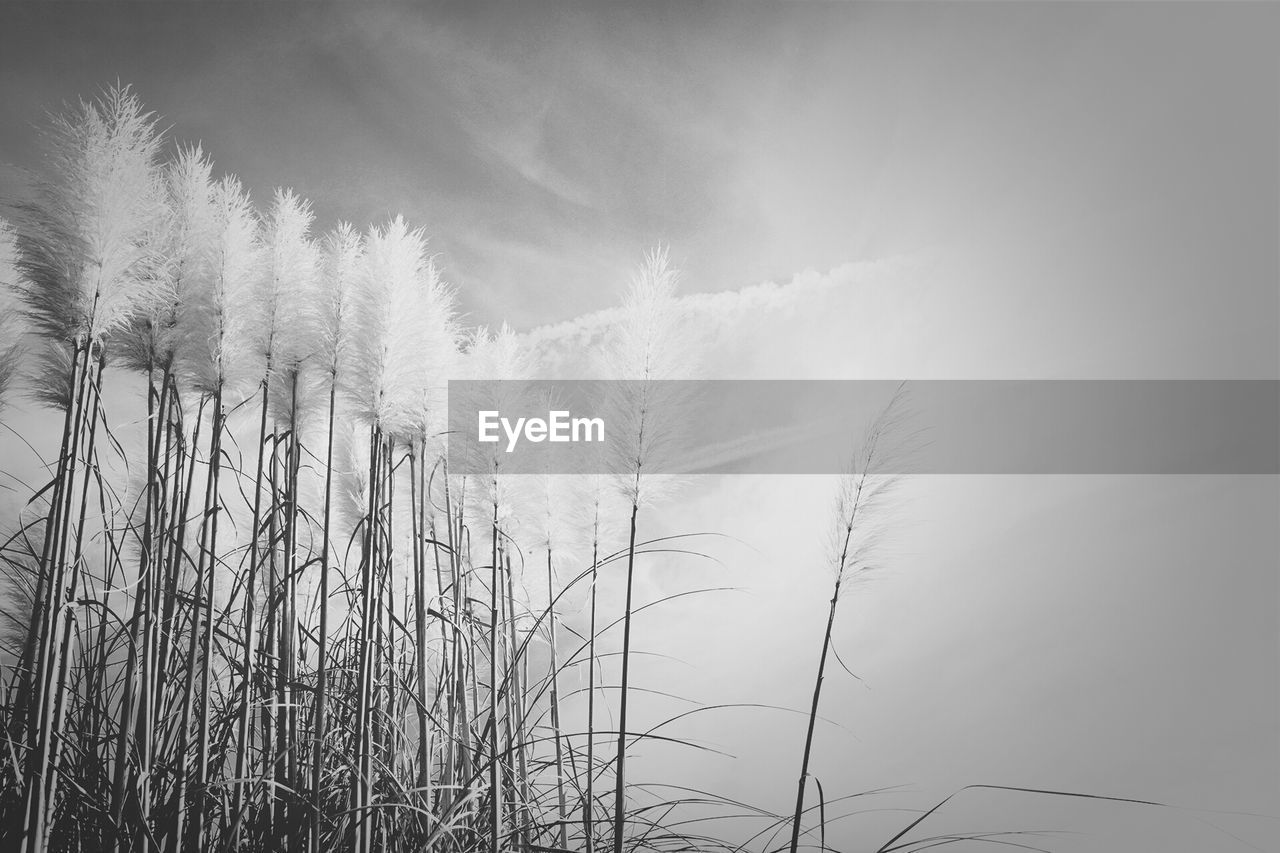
445, 380, 1279, 475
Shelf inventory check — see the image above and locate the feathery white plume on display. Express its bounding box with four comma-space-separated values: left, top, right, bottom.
10, 85, 165, 347
463, 322, 531, 382
459, 324, 536, 532
0, 221, 22, 411
828, 388, 907, 584
0, 328, 21, 414
602, 247, 695, 506
117, 145, 217, 373
180, 176, 262, 400
260, 188, 319, 424
315, 222, 363, 382
345, 216, 453, 439
416, 255, 460, 458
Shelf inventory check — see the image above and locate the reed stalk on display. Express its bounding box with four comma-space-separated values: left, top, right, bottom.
787, 392, 901, 853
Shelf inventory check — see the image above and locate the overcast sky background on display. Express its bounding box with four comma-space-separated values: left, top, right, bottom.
1, 2, 1278, 851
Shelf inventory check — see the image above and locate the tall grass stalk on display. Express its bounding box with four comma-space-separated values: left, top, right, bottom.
582, 477, 604, 853
605, 249, 689, 853
7, 84, 164, 853
545, 546, 567, 850
787, 393, 902, 853
309, 222, 360, 853
190, 174, 263, 850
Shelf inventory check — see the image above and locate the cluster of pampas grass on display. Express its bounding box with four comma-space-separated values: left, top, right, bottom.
0, 85, 757, 853
0, 85, 1168, 853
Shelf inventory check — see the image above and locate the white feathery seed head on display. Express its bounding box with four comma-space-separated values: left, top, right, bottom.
603, 247, 689, 383
345, 216, 454, 439
180, 175, 263, 400
462, 322, 531, 382
11, 85, 166, 348
460, 323, 536, 526
602, 247, 696, 507
316, 222, 363, 378
0, 221, 22, 411
118, 145, 217, 373
260, 189, 318, 369
828, 386, 908, 586
335, 419, 372, 538
534, 472, 591, 557
261, 188, 320, 424
415, 254, 461, 457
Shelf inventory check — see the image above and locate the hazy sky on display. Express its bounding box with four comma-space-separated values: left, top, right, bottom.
1, 3, 1277, 851
3, 1, 1276, 343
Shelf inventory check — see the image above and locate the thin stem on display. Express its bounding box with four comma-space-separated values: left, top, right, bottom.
611, 502, 640, 853
788, 578, 841, 853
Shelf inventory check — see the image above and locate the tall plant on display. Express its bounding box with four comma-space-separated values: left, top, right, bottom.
110, 144, 216, 849
257, 188, 319, 852
184, 174, 262, 851
308, 221, 361, 853
787, 393, 902, 853
603, 249, 690, 853
343, 217, 446, 852
465, 324, 531, 853
7, 84, 164, 853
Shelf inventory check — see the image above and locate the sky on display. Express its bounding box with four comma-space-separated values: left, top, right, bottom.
2, 1, 1275, 347
1, 2, 1278, 851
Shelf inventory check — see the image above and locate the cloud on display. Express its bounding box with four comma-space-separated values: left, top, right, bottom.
523, 255, 937, 379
